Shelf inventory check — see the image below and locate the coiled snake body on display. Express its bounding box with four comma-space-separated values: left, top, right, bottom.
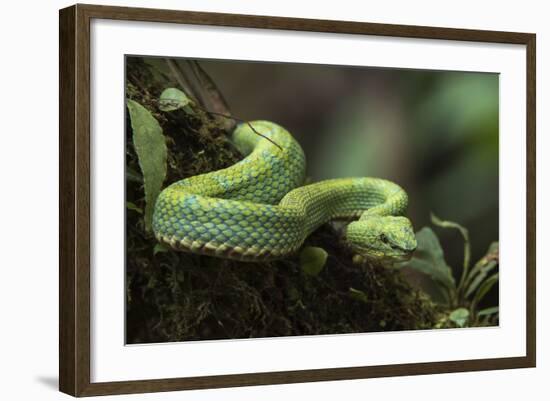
153, 121, 416, 262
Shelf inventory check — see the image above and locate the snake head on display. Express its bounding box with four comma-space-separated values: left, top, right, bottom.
346, 216, 417, 262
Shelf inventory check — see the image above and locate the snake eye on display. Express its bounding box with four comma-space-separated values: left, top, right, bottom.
380, 234, 389, 244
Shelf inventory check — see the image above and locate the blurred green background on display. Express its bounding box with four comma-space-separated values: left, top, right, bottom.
196, 59, 499, 287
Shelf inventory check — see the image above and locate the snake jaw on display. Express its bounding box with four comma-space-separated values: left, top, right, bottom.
350, 244, 416, 263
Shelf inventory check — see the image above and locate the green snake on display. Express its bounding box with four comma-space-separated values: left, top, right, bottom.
153, 121, 417, 262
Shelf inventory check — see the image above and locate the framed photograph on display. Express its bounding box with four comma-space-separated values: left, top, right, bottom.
59, 4, 536, 397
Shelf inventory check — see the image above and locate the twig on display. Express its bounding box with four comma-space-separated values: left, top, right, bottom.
193, 105, 283, 151
156, 93, 282, 151
164, 59, 282, 150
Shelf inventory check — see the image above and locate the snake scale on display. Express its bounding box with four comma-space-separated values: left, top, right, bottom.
153, 121, 417, 262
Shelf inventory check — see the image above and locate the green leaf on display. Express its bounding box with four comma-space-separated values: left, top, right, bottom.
153, 243, 169, 255
126, 167, 143, 183
349, 288, 369, 304
464, 242, 499, 298
431, 213, 471, 274
449, 307, 470, 327
127, 99, 167, 232
465, 260, 497, 299
472, 272, 499, 310
477, 306, 499, 317
126, 201, 143, 214
401, 227, 456, 292
159, 88, 193, 112
431, 213, 469, 241
472, 241, 499, 272
300, 246, 328, 276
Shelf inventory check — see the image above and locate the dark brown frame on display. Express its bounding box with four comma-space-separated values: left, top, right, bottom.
59, 3, 536, 397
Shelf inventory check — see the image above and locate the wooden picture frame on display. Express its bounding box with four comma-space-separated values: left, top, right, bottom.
59, 3, 536, 397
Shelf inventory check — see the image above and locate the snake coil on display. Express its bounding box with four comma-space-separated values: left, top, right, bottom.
153, 121, 417, 262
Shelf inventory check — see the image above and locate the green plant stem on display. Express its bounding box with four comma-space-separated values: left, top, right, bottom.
463, 242, 499, 297
430, 213, 470, 305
